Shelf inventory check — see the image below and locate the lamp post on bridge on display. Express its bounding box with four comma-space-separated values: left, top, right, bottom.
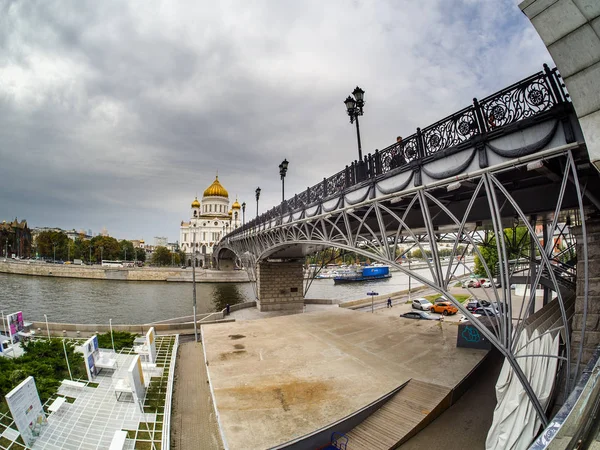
255, 187, 261, 219
242, 202, 246, 227
279, 159, 289, 204
344, 86, 366, 180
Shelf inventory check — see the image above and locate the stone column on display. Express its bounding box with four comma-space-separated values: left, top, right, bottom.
571, 219, 600, 381
257, 261, 304, 312
519, 0, 600, 171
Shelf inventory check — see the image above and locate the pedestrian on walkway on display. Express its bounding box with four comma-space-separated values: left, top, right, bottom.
387, 297, 392, 308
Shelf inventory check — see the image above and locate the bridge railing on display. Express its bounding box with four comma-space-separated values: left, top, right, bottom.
228, 64, 569, 238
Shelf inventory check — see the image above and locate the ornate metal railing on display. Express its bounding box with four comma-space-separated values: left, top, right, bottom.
231, 64, 569, 237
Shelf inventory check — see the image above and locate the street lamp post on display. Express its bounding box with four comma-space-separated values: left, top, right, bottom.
344, 86, 366, 179
242, 202, 246, 227
53, 243, 57, 263
109, 318, 115, 353
255, 187, 261, 219
100, 246, 103, 263
43, 314, 50, 338
279, 159, 289, 204
192, 224, 198, 342
89, 246, 92, 264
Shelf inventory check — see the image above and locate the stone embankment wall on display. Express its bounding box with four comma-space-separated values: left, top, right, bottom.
0, 260, 249, 283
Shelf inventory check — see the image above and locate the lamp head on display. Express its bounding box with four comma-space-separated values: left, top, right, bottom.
344, 96, 356, 113
352, 86, 365, 104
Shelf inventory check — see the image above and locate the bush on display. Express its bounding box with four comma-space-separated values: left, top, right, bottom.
96, 331, 136, 351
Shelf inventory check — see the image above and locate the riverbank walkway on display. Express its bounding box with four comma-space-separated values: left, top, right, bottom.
170, 339, 223, 450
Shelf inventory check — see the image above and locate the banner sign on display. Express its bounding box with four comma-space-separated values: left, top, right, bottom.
7, 311, 24, 344
146, 327, 156, 363
128, 355, 146, 412
5, 376, 47, 446
78, 336, 100, 381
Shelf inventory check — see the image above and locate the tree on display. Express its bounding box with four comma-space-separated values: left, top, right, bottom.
411, 248, 432, 259
120, 240, 134, 261
89, 235, 121, 262
151, 246, 171, 266
36, 230, 70, 260
474, 227, 531, 276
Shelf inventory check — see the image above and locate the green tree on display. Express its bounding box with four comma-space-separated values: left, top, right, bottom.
89, 235, 121, 262
36, 230, 70, 260
120, 240, 135, 261
474, 227, 531, 276
411, 248, 432, 259
151, 246, 171, 266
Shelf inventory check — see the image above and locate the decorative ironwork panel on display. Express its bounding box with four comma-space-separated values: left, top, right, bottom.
296, 190, 309, 208
421, 107, 479, 156
326, 169, 347, 197
479, 72, 556, 130
312, 182, 325, 203
379, 133, 420, 172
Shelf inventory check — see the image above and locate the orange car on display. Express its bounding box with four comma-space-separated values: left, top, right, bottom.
429, 301, 458, 316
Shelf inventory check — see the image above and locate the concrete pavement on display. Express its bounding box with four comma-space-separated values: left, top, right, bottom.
170, 340, 224, 450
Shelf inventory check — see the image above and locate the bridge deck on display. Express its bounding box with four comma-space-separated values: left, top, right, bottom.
201, 308, 488, 450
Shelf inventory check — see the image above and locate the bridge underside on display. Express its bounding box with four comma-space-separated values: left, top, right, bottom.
214, 70, 600, 441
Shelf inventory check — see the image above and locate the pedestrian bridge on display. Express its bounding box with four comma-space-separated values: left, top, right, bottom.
213, 65, 600, 436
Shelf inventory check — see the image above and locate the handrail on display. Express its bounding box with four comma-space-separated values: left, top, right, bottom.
162, 334, 179, 450
227, 64, 569, 239
528, 344, 600, 449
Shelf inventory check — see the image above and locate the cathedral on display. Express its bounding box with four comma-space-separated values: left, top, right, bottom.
180, 176, 241, 267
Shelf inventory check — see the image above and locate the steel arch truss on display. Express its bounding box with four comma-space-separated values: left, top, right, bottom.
219, 150, 588, 427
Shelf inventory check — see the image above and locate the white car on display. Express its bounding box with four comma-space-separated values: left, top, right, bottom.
459, 314, 482, 323
482, 280, 501, 288
412, 298, 433, 311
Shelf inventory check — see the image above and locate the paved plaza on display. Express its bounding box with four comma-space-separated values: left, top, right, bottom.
202, 307, 488, 450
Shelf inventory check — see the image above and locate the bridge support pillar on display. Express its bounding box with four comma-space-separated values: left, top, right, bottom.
257, 261, 304, 312
572, 219, 600, 381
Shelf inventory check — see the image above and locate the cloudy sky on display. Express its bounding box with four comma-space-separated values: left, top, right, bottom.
0, 0, 551, 243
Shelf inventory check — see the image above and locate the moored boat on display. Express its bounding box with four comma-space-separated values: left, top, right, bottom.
333, 265, 391, 284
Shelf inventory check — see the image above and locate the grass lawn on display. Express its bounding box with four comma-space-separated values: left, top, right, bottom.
425, 293, 471, 303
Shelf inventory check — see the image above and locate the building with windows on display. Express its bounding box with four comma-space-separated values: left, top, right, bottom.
1, 219, 32, 259
179, 176, 241, 267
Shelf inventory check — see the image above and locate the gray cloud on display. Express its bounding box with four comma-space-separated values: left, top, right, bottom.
0, 0, 551, 241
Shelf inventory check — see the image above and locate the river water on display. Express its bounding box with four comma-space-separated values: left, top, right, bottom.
0, 263, 473, 324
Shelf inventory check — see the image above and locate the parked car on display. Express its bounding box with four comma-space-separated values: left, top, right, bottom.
400, 311, 439, 320
412, 298, 433, 311
463, 279, 481, 288
458, 314, 481, 323
482, 280, 501, 288
474, 306, 500, 317
466, 299, 491, 312
434, 296, 449, 304
430, 302, 459, 316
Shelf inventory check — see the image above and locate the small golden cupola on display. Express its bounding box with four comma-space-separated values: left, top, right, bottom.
232, 198, 241, 209
191, 196, 200, 208
203, 175, 229, 198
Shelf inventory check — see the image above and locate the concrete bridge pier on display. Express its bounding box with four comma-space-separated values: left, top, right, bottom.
572, 219, 600, 380
257, 260, 304, 312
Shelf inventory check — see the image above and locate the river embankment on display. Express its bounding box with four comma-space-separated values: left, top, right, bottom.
0, 259, 249, 283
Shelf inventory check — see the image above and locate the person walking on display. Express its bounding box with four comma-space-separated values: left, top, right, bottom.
387, 297, 392, 308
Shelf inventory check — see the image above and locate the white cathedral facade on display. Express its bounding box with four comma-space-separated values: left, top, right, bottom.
180, 176, 241, 267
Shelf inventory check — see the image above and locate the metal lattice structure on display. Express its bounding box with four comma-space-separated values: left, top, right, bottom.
214, 67, 600, 426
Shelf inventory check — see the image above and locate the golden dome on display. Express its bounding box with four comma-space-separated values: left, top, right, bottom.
191, 197, 200, 208
228, 209, 233, 216
203, 176, 229, 198
232, 198, 241, 209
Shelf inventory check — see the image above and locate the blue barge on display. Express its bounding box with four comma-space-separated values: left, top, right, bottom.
333, 266, 391, 284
